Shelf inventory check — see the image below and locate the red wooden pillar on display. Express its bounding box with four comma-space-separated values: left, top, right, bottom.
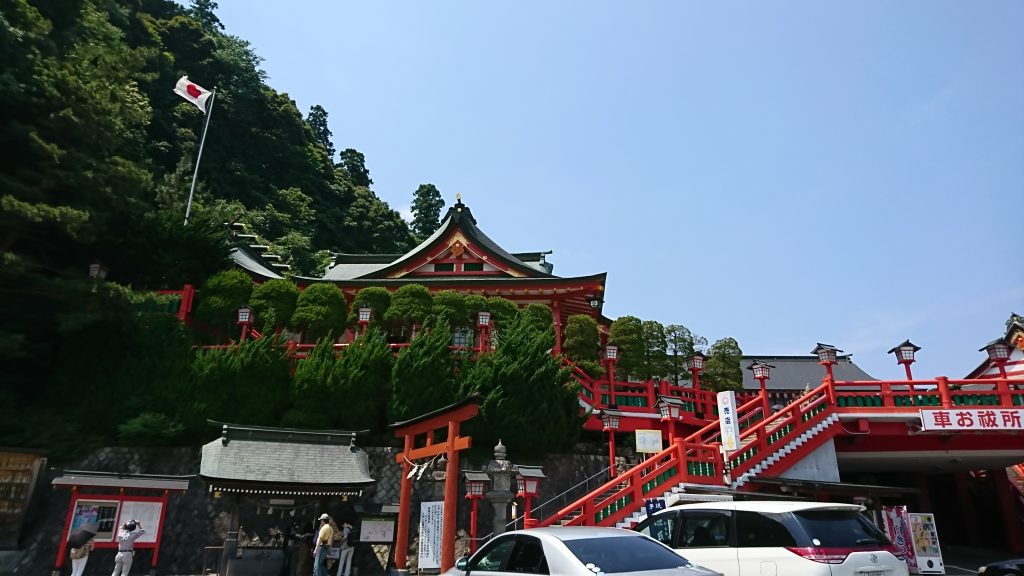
393, 398, 481, 574
394, 434, 414, 573
442, 420, 461, 571
954, 472, 982, 546
552, 304, 563, 355
993, 469, 1024, 553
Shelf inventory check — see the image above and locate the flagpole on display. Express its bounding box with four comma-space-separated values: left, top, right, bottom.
184, 88, 217, 226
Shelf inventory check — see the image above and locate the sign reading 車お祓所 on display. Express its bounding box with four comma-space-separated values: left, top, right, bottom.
920, 408, 1024, 431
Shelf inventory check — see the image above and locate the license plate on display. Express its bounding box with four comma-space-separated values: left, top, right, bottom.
864, 572, 883, 576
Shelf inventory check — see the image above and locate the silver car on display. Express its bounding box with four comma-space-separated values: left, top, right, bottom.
447, 526, 723, 576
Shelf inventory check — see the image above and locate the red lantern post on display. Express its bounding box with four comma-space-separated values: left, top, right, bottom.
747, 360, 775, 416
604, 344, 619, 408
463, 472, 489, 553
236, 306, 253, 341
515, 466, 545, 528
600, 411, 620, 477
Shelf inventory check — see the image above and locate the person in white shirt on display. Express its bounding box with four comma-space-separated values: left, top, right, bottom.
111, 520, 146, 576
336, 523, 354, 576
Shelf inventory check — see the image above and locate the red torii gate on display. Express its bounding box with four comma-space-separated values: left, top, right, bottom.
392, 396, 482, 574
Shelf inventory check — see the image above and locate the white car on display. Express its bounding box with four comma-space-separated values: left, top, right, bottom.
447, 526, 723, 576
633, 501, 909, 576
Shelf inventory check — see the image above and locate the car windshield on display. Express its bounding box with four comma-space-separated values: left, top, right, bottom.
791, 510, 892, 548
561, 535, 692, 574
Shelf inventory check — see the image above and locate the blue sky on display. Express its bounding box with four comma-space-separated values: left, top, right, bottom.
202, 1, 1022, 381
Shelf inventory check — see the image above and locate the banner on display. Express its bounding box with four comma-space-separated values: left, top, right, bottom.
882, 506, 917, 572
417, 501, 444, 570
717, 391, 740, 451
920, 408, 1024, 431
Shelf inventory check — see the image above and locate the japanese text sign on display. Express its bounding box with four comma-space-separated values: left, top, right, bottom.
920, 409, 1024, 431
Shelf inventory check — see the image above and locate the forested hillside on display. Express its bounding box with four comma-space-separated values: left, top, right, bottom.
0, 0, 421, 455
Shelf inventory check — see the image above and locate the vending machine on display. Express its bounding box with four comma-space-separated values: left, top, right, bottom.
908, 512, 944, 574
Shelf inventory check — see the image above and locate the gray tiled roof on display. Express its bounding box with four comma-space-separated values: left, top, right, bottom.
739, 355, 877, 391
200, 439, 375, 487
323, 262, 393, 280
230, 247, 283, 280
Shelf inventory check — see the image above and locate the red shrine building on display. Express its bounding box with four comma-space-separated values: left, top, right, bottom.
225, 198, 1024, 554
231, 195, 609, 351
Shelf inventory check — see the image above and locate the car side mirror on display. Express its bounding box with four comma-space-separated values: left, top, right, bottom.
456, 556, 469, 571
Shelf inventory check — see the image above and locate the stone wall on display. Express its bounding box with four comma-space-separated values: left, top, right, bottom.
5, 444, 619, 576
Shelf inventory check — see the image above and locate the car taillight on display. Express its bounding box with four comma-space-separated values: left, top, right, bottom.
784, 547, 857, 564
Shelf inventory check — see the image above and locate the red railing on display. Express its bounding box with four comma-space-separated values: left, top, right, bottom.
539, 437, 722, 528
538, 373, 1024, 528
725, 383, 835, 482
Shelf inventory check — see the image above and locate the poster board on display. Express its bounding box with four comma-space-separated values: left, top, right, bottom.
115, 501, 163, 544
908, 513, 944, 574
635, 429, 664, 454
69, 500, 121, 542
417, 501, 443, 570
359, 517, 396, 543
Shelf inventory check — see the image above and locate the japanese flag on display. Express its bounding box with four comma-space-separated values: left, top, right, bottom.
173, 76, 213, 113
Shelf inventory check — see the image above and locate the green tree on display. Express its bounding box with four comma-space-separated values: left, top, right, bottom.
519, 303, 553, 333
665, 324, 697, 386
391, 318, 458, 422
306, 104, 335, 162
194, 269, 254, 340
339, 148, 372, 187
410, 184, 444, 239
189, 335, 292, 426
348, 286, 392, 328
189, 0, 224, 31
703, 337, 744, 392
563, 314, 599, 362
290, 283, 347, 341
282, 337, 337, 429
432, 290, 468, 328
248, 278, 299, 333
609, 316, 644, 380
641, 320, 668, 381
459, 315, 584, 457
464, 295, 488, 325
335, 328, 393, 434
384, 284, 433, 339
486, 296, 519, 327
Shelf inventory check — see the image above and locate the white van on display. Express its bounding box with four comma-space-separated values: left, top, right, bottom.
633, 501, 909, 576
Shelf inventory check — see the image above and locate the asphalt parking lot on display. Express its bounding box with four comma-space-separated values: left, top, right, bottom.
944, 546, 1018, 575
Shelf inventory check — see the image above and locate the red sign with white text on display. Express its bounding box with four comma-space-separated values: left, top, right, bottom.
920, 409, 1024, 431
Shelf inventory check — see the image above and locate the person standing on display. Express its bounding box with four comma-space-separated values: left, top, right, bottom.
336, 523, 354, 576
68, 536, 95, 576
111, 519, 146, 576
312, 514, 333, 576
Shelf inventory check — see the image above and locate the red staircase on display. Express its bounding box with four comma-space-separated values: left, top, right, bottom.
541, 365, 1024, 529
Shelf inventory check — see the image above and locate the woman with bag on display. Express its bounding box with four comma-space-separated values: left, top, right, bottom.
68, 537, 94, 576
